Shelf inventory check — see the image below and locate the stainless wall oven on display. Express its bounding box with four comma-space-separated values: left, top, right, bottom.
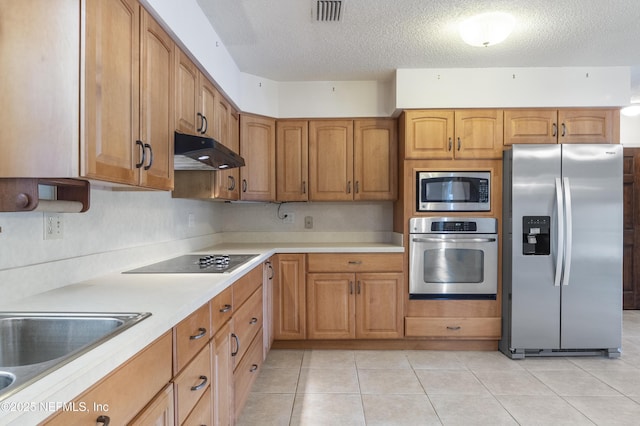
409, 217, 498, 299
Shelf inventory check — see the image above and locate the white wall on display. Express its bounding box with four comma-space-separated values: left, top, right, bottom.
621, 114, 640, 146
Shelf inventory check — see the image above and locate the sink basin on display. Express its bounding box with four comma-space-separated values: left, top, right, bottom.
0, 312, 150, 401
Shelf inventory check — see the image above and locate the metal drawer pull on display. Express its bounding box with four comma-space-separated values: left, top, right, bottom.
348, 260, 362, 264
446, 326, 461, 330
97, 415, 110, 425
191, 375, 208, 391
250, 364, 258, 372
249, 317, 258, 324
219, 304, 232, 313
189, 327, 207, 340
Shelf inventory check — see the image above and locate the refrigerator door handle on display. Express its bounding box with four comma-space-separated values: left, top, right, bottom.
554, 177, 564, 287
562, 177, 573, 286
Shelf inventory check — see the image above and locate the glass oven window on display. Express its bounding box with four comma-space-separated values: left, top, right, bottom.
423, 248, 484, 283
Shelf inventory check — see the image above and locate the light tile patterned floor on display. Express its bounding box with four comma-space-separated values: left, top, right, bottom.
238, 311, 640, 425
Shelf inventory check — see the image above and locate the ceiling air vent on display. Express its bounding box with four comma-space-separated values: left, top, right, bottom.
314, 0, 344, 22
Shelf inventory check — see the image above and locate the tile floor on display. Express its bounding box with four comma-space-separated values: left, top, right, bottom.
238, 311, 640, 425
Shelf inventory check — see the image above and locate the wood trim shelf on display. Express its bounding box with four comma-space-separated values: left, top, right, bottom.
0, 178, 90, 212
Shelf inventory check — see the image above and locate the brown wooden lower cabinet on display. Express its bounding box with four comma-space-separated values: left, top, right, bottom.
405, 317, 501, 339
129, 384, 175, 426
43, 332, 173, 425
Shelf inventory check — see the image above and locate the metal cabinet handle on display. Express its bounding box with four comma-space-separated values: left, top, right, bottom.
355, 181, 359, 194
302, 181, 307, 194
190, 375, 208, 391
97, 415, 110, 426
561, 123, 566, 137
446, 326, 461, 331
349, 281, 354, 294
250, 364, 258, 372
552, 123, 558, 137
202, 114, 208, 134
448, 137, 452, 151
228, 175, 236, 191
347, 181, 351, 194
197, 112, 204, 133
135, 140, 145, 168
357, 280, 361, 294
143, 143, 153, 170
242, 179, 247, 192
267, 262, 274, 279
231, 333, 239, 356
457, 137, 461, 151
219, 304, 232, 313
189, 327, 207, 340
249, 317, 258, 325
348, 260, 362, 265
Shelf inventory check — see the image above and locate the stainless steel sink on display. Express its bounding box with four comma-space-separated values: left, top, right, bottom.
0, 312, 150, 401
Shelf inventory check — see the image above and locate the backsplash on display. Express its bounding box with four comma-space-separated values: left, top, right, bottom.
0, 190, 394, 303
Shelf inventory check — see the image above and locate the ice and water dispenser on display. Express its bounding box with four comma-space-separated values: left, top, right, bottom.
522, 216, 550, 255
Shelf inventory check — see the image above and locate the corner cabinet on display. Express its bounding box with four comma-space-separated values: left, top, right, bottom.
240, 114, 277, 201
504, 108, 620, 145
306, 253, 404, 339
309, 119, 398, 201
84, 0, 174, 190
402, 110, 503, 160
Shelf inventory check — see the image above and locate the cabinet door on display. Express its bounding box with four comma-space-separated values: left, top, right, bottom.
175, 49, 199, 134
354, 119, 397, 200
355, 273, 404, 339
309, 120, 354, 200
212, 323, 232, 426
403, 110, 454, 159
307, 273, 355, 339
454, 109, 504, 159
504, 109, 559, 145
273, 254, 306, 340
200, 76, 217, 139
129, 383, 175, 426
0, 0, 79, 177
139, 10, 174, 190
240, 114, 276, 201
559, 109, 617, 144
276, 120, 309, 201
83, 0, 140, 185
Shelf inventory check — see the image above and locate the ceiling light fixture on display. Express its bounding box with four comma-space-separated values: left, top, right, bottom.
621, 104, 640, 117
459, 12, 516, 47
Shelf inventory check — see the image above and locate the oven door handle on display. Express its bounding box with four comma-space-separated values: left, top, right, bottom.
412, 237, 496, 243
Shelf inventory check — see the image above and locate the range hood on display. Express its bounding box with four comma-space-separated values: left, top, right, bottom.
174, 131, 245, 170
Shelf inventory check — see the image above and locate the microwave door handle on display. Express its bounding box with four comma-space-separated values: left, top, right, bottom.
554, 177, 565, 287
412, 237, 496, 243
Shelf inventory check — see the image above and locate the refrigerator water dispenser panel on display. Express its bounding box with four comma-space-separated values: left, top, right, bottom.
522, 216, 550, 255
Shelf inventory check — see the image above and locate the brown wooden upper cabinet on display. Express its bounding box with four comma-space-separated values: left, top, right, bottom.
175, 49, 218, 141
1, 0, 174, 190
308, 119, 398, 201
504, 108, 620, 145
276, 120, 310, 202
240, 114, 277, 201
403, 110, 503, 160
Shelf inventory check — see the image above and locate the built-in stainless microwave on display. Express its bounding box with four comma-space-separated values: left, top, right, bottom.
417, 171, 490, 211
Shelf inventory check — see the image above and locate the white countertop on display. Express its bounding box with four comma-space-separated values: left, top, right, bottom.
0, 242, 403, 425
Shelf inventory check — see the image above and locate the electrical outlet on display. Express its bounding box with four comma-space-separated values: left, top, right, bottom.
283, 212, 295, 224
44, 213, 63, 240
304, 216, 313, 229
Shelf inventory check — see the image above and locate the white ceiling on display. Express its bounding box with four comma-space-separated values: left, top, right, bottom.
197, 0, 640, 96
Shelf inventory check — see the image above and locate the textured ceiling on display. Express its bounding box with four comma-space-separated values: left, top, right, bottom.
197, 0, 640, 95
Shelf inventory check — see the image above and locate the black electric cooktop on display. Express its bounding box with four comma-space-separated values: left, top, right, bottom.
124, 254, 258, 274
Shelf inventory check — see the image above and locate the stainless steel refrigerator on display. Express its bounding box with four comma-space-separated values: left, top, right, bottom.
500, 144, 623, 359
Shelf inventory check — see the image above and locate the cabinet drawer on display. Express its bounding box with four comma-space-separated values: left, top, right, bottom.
233, 332, 264, 419
405, 317, 501, 339
174, 303, 211, 374
44, 332, 172, 425
174, 344, 212, 425
211, 285, 233, 334
233, 264, 263, 309
182, 386, 212, 426
232, 287, 263, 368
307, 253, 403, 272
